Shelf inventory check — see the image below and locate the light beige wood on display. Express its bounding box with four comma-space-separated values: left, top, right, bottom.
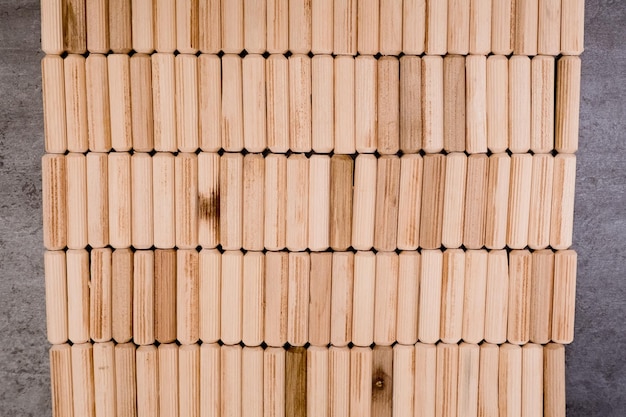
350, 347, 372, 417
436, 343, 459, 417
86, 55, 112, 151
355, 56, 378, 153
158, 343, 179, 417
93, 342, 116, 417
485, 153, 511, 250
304, 253, 331, 347
400, 56, 422, 153
152, 153, 176, 248
329, 346, 350, 416
65, 153, 87, 249
329, 155, 353, 251
469, 0, 492, 54
330, 252, 354, 347
507, 154, 533, 249
307, 346, 329, 416
136, 345, 159, 417
442, 152, 467, 249
486, 55, 508, 153
264, 154, 287, 250
114, 343, 136, 417
418, 250, 443, 344
397, 155, 423, 250
177, 0, 199, 53
267, 0, 289, 53
176, 250, 200, 344
374, 156, 400, 251
155, 249, 177, 344
199, 54, 222, 151
531, 56, 555, 153
334, 56, 356, 154
308, 155, 331, 251
198, 152, 220, 248
86, 0, 109, 53
443, 55, 466, 153
509, 56, 532, 153
485, 250, 509, 344
312, 0, 333, 54
499, 344, 522, 417
457, 343, 480, 417
130, 153, 152, 249
90, 248, 112, 342
373, 253, 399, 346
552, 250, 577, 344
266, 55, 290, 152
41, 0, 63, 54
422, 56, 444, 153
357, 0, 379, 54
175, 153, 198, 248
221, 55, 244, 151
561, 0, 585, 55
377, 57, 400, 154
522, 344, 543, 417
264, 347, 286, 417
420, 154, 446, 249
415, 343, 437, 417
289, 54, 312, 152
478, 343, 499, 417
508, 250, 532, 345
199, 0, 221, 52
544, 344, 566, 417
221, 251, 243, 345
380, 0, 402, 55
463, 154, 489, 249
440, 249, 465, 344
87, 152, 109, 248
64, 1, 88, 52
129, 54, 153, 152
492, 0, 514, 54
221, 0, 244, 52
180, 344, 201, 417
109, 0, 132, 53
286, 154, 309, 251
50, 344, 74, 417
112, 249, 133, 343
220, 153, 243, 250
334, 0, 357, 54
154, 0, 176, 52
243, 56, 268, 151
176, 55, 200, 152
288, 252, 310, 346
289, 0, 312, 53
466, 55, 488, 154
199, 249, 221, 343
286, 347, 308, 417
45, 251, 68, 345
242, 252, 265, 346
107, 54, 133, 151
538, 0, 561, 55
371, 346, 393, 417
403, 0, 426, 54
550, 154, 576, 250
426, 0, 447, 54
528, 154, 555, 249
555, 56, 582, 153
448, 0, 470, 54
393, 345, 415, 416
67, 249, 89, 344
133, 251, 154, 346
312, 55, 334, 153
244, 0, 266, 53
514, 0, 539, 55
352, 251, 376, 346
131, 0, 154, 53
200, 343, 221, 417
396, 252, 420, 345
243, 154, 265, 250
242, 347, 263, 417
64, 55, 88, 152
462, 250, 488, 344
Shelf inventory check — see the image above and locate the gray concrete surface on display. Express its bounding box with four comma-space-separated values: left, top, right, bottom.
0, 1, 624, 415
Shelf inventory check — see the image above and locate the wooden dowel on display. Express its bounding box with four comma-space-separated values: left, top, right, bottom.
478, 343, 500, 417
350, 347, 372, 417
264, 154, 287, 250
86, 152, 109, 248
330, 252, 354, 347
484, 250, 509, 344
334, 0, 357, 55
400, 56, 422, 153
552, 250, 577, 344
537, 0, 561, 55
560, 0, 585, 55
64, 55, 88, 152
67, 249, 89, 344
457, 343, 480, 417
130, 153, 152, 249
93, 342, 116, 417
550, 154, 576, 249
130, 54, 153, 152
499, 343, 522, 417
466, 55, 488, 154
509, 56, 531, 153
377, 57, 400, 154
65, 153, 87, 249
267, 0, 289, 53
486, 55, 508, 153
440, 249, 466, 344
154, 0, 176, 52
422, 56, 444, 153
522, 344, 544, 417
176, 55, 199, 152
380, 0, 402, 55
335, 56, 356, 154
312, 0, 333, 54
492, 0, 514, 54
266, 55, 290, 152
131, 0, 154, 53
133, 250, 155, 346
152, 152, 176, 248
112, 249, 133, 343
243, 154, 265, 250
352, 251, 376, 346
198, 152, 220, 248
403, 0, 426, 54
507, 154, 532, 249
86, 56, 112, 151
175, 153, 199, 249
374, 156, 401, 251
107, 54, 133, 151
155, 249, 177, 344
312, 55, 334, 153
264, 347, 286, 417
485, 153, 511, 250
42, 56, 67, 153
555, 56, 582, 153
45, 251, 68, 345
199, 54, 222, 151
508, 250, 532, 345
158, 343, 179, 416
418, 250, 443, 344
393, 344, 415, 416
441, 152, 467, 249
86, 0, 109, 53
200, 343, 221, 417
286, 347, 308, 417
309, 253, 332, 346
329, 347, 350, 416
90, 248, 112, 343
221, 251, 243, 345
355, 56, 378, 153
41, 0, 63, 54
374, 253, 399, 346
199, 0, 221, 53
221, 55, 244, 152
180, 345, 201, 417
514, 0, 539, 56
544, 343, 566, 417
425, 0, 447, 54
289, 54, 312, 152
463, 154, 489, 249
528, 154, 555, 249
289, 0, 312, 53
242, 55, 267, 153
242, 347, 264, 417
220, 153, 243, 250
420, 154, 446, 249
462, 250, 488, 344
50, 344, 74, 417
114, 343, 136, 417
222, 0, 244, 53
286, 154, 309, 251
448, 0, 470, 54
397, 155, 423, 250
288, 252, 310, 346
242, 252, 265, 346
177, 0, 199, 53
531, 56, 555, 153
177, 250, 200, 345
396, 252, 420, 345
199, 249, 221, 343
244, 0, 266, 53
136, 345, 159, 417
372, 346, 393, 417
329, 155, 353, 251
469, 0, 491, 54
109, 0, 132, 53
307, 346, 329, 416
436, 343, 459, 417
443, 55, 466, 153
415, 343, 437, 417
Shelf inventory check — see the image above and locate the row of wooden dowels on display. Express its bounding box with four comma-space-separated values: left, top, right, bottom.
41, 0, 585, 57
45, 248, 577, 348
43, 151, 576, 252
43, 52, 582, 154
50, 341, 568, 417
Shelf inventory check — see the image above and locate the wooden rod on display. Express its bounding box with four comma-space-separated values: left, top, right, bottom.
380, 0, 402, 55
107, 54, 132, 151
486, 55, 508, 153
41, 0, 63, 54
90, 248, 113, 343
133, 250, 155, 346
357, 0, 379, 54
352, 251, 376, 347
242, 252, 265, 346
264, 253, 288, 346
538, 0, 561, 55
64, 55, 88, 152
175, 153, 199, 249
199, 54, 222, 151
457, 343, 480, 417
243, 54, 268, 153
42, 56, 67, 153
180, 344, 201, 417
243, 154, 265, 250
425, 0, 448, 54
478, 343, 499, 416
550, 154, 576, 250
499, 343, 523, 417
555, 56, 582, 153
136, 345, 159, 417
329, 155, 353, 251
131, 0, 154, 53
264, 347, 286, 417
396, 252, 420, 345
199, 249, 221, 344
309, 253, 332, 346
158, 343, 179, 416
221, 251, 243, 345
154, 0, 176, 52
436, 343, 459, 417
374, 156, 401, 251
374, 253, 399, 346
335, 56, 356, 154
221, 55, 244, 152
267, 0, 289, 53
289, 0, 312, 53
440, 249, 465, 344
288, 252, 310, 346
418, 250, 443, 344
312, 55, 334, 153
403, 0, 426, 54
242, 347, 264, 417
508, 250, 532, 345
45, 251, 68, 344
420, 154, 446, 249
87, 152, 109, 248
397, 154, 423, 250
130, 153, 152, 249
308, 155, 331, 251
393, 344, 415, 416
484, 153, 511, 250
531, 56, 555, 153
176, 54, 200, 152
509, 56, 531, 153
221, 346, 242, 417
507, 154, 533, 249
543, 343, 566, 417
155, 249, 177, 344
441, 152, 467, 249
67, 249, 89, 343
350, 347, 372, 417
466, 55, 488, 154
372, 346, 393, 417
112, 249, 133, 343
286, 347, 308, 416
199, 0, 221, 53
311, 0, 333, 54
177, 0, 199, 53
50, 344, 74, 417
560, 0, 585, 55
200, 343, 221, 417
93, 342, 116, 417
266, 55, 290, 153
152, 152, 176, 249
222, 0, 244, 53
443, 55, 466, 153
329, 346, 351, 416
65, 153, 87, 249
463, 154, 489, 249
469, 0, 492, 54
355, 56, 378, 153
400, 56, 422, 153
522, 344, 544, 417
330, 252, 354, 347
129, 54, 153, 152
448, 0, 470, 54
334, 0, 357, 55
462, 250, 488, 344
109, 0, 132, 53
492, 0, 514, 54
552, 250, 577, 344
514, 0, 539, 55
86, 0, 109, 53
264, 154, 287, 250
422, 56, 444, 153
114, 343, 136, 417
307, 346, 329, 416
377, 57, 400, 154
415, 343, 437, 417
220, 153, 243, 250
484, 250, 509, 345
198, 152, 220, 248
528, 154, 555, 249
289, 54, 312, 152
286, 154, 309, 251
243, 0, 266, 53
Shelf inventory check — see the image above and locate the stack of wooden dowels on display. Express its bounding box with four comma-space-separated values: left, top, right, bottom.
41, 0, 584, 416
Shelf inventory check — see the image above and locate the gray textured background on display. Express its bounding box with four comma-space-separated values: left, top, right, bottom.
0, 1, 624, 415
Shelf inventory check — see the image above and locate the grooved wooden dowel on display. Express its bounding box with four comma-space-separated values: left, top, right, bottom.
466, 55, 488, 154
312, 55, 334, 153
492, 0, 514, 54
462, 250, 488, 344
415, 343, 437, 417
377, 57, 400, 154
522, 344, 544, 417
242, 347, 264, 417
180, 344, 201, 417
41, 0, 63, 54
50, 344, 74, 417
175, 153, 198, 248
457, 343, 480, 417
538, 0, 561, 55
463, 154, 489, 249
397, 155, 423, 250
112, 249, 133, 343
45, 251, 68, 345
329, 346, 350, 416
418, 250, 443, 344
288, 252, 310, 346
350, 347, 372, 417
221, 251, 243, 345
307, 346, 329, 415
420, 154, 446, 249
380, 0, 402, 55
221, 55, 244, 152
243, 154, 265, 250
440, 249, 465, 344
555, 56, 582, 153
478, 343, 500, 416
374, 156, 400, 251
312, 0, 332, 53
90, 248, 112, 343
486, 55, 508, 153
198, 152, 220, 248
403, 0, 426, 54
528, 154, 555, 249
544, 343, 566, 417
443, 55, 466, 153
155, 249, 177, 344
561, 0, 585, 55
393, 344, 415, 416
243, 55, 267, 152
42, 56, 66, 153
176, 55, 199, 152
335, 56, 356, 154
93, 342, 116, 417
267, 0, 289, 53
329, 155, 353, 251
426, 0, 447, 54
485, 153, 511, 250
136, 345, 159, 417
67, 249, 89, 344
222, 0, 244, 52
109, 0, 132, 53
200, 343, 221, 417
177, 0, 199, 53
372, 346, 393, 417
330, 252, 354, 347
158, 343, 179, 416
374, 253, 399, 346
286, 347, 308, 417
264, 347, 286, 417
334, 0, 357, 55
220, 153, 243, 250
265, 55, 289, 152
64, 55, 88, 152
508, 250, 532, 345
442, 152, 467, 249
243, 0, 266, 53
507, 154, 533, 249
448, 0, 470, 54
509, 56, 532, 153
131, 0, 153, 53
515, 0, 539, 56
86, 0, 109, 53
499, 343, 522, 417
199, 0, 221, 52
355, 56, 378, 153
436, 343, 459, 417
550, 154, 576, 250
130, 153, 152, 249
308, 155, 330, 250
552, 250, 577, 344
289, 54, 312, 152
351, 252, 376, 347
87, 152, 109, 248
422, 56, 444, 153
129, 54, 153, 152
309, 253, 332, 346
351, 155, 376, 250
133, 251, 155, 346
107, 54, 133, 151
152, 153, 175, 248
65, 153, 87, 249
115, 343, 136, 417
289, 0, 312, 53
286, 154, 309, 250
199, 249, 221, 343
531, 56, 555, 153
154, 0, 176, 52
264, 154, 287, 250
242, 252, 265, 346
400, 56, 422, 153
221, 346, 242, 417
264, 252, 288, 347
357, 0, 379, 54
396, 252, 420, 345
469, 0, 491, 54
199, 54, 222, 151
485, 250, 509, 345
